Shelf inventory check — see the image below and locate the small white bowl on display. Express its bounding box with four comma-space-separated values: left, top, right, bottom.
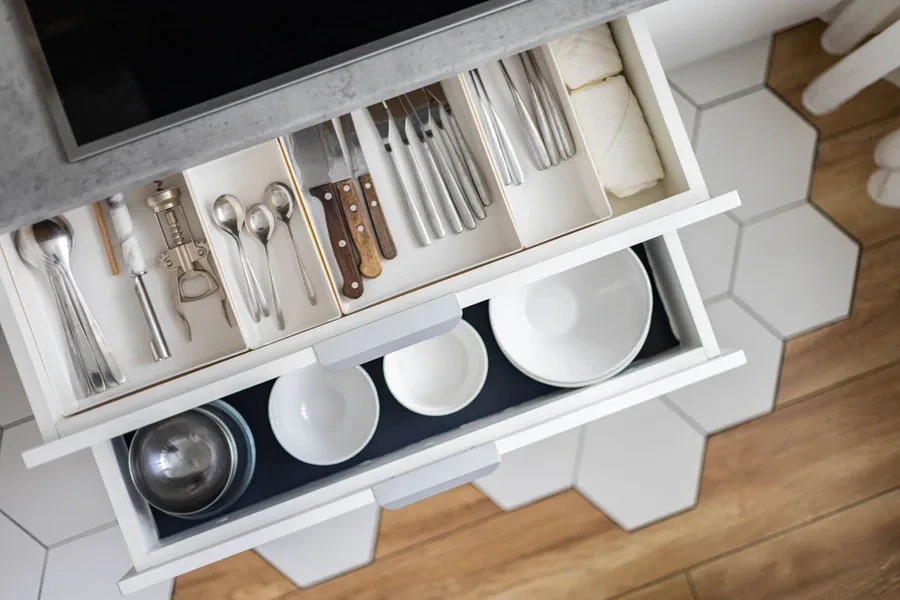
489, 249, 652, 387
268, 364, 379, 465
383, 320, 489, 416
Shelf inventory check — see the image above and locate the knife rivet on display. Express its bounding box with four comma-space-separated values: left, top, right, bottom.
370, 200, 378, 207
351, 282, 359, 289
350, 204, 358, 212
324, 192, 333, 200
343, 184, 351, 192
339, 240, 347, 248
356, 225, 364, 232
364, 182, 372, 190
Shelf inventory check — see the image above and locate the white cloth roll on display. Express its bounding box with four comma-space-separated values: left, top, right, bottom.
551, 23, 623, 91
570, 76, 665, 198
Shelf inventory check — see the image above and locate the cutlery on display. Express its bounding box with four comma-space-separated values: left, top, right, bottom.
399, 94, 465, 234
282, 127, 364, 299
469, 69, 525, 185
263, 182, 318, 304
392, 102, 446, 239
367, 104, 430, 248
499, 60, 552, 170
106, 193, 171, 362
339, 114, 397, 260
211, 194, 270, 322
245, 204, 285, 330
526, 50, 576, 159
429, 88, 492, 206
319, 122, 383, 279
420, 91, 485, 222
518, 54, 559, 166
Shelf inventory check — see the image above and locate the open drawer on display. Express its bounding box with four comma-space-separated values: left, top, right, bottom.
93, 230, 745, 593
1, 11, 730, 469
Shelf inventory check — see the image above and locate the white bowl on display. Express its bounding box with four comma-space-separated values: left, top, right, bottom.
489, 249, 652, 387
383, 320, 489, 416
268, 364, 379, 465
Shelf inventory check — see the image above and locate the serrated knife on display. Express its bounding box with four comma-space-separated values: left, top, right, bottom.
281, 127, 363, 299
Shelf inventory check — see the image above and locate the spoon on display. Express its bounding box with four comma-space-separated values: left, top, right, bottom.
245, 203, 285, 330
263, 182, 317, 306
212, 195, 270, 322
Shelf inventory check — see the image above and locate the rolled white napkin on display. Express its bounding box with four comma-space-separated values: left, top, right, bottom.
570, 76, 665, 198
551, 23, 623, 91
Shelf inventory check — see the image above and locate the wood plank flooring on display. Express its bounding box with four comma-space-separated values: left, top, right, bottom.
174, 20, 900, 600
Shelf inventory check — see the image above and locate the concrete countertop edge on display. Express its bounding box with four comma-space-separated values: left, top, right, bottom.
0, 0, 657, 234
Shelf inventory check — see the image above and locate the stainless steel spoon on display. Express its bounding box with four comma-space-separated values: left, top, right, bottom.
212, 195, 270, 322
245, 204, 285, 331
263, 182, 317, 306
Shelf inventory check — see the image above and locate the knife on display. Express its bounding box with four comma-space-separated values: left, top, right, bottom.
319, 121, 383, 279
281, 127, 363, 299
337, 114, 398, 260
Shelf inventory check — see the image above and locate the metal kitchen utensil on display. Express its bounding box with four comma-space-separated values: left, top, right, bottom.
340, 114, 398, 260
319, 121, 383, 278
390, 101, 446, 240
263, 182, 318, 304
28, 217, 127, 392
419, 90, 486, 223
399, 94, 464, 234
281, 127, 364, 299
245, 203, 285, 331
146, 187, 232, 341
498, 59, 552, 170
128, 407, 238, 516
428, 87, 492, 206
526, 49, 576, 159
469, 69, 524, 186
105, 194, 171, 362
211, 194, 270, 322
517, 54, 559, 166
369, 103, 431, 247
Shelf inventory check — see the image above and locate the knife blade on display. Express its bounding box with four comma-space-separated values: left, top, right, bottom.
341, 114, 398, 259
321, 121, 382, 279
281, 127, 363, 300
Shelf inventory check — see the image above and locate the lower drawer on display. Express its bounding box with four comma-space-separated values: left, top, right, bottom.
93, 230, 745, 593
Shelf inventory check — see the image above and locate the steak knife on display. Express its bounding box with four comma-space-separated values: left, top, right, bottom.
339, 114, 398, 259
281, 127, 363, 299
319, 121, 383, 279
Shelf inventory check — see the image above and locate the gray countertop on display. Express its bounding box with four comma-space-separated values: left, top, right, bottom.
0, 0, 656, 234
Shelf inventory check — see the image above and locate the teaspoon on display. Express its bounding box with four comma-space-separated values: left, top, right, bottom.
263, 182, 317, 306
245, 203, 285, 331
212, 195, 270, 322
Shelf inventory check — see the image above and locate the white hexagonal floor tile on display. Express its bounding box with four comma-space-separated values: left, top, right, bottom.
42, 525, 173, 600
734, 204, 859, 338
575, 398, 705, 531
0, 420, 114, 546
0, 325, 32, 427
671, 87, 697, 141
696, 89, 817, 222
669, 37, 772, 106
678, 213, 740, 301
474, 428, 581, 510
666, 298, 783, 433
0, 511, 45, 600
256, 502, 379, 588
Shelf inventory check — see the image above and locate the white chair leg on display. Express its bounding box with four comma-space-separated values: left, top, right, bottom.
868, 168, 900, 207
875, 127, 900, 170
822, 0, 900, 56
802, 20, 900, 115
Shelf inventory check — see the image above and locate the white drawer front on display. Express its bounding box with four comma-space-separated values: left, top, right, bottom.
0, 10, 733, 473
94, 227, 745, 594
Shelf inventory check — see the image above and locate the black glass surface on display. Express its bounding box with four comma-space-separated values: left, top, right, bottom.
24, 1, 518, 151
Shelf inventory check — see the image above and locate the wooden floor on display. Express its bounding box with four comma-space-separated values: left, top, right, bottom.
172, 21, 900, 600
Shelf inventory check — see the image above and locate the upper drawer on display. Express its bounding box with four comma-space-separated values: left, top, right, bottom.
0, 12, 733, 467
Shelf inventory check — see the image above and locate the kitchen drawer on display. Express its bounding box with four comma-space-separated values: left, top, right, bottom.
2, 11, 728, 469
94, 230, 745, 593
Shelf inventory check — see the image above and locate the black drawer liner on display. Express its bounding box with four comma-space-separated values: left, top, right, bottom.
142, 244, 679, 539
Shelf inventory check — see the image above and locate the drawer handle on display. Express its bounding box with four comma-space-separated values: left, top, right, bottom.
373, 444, 500, 509
313, 295, 462, 370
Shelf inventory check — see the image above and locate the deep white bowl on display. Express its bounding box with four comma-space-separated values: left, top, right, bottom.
489, 249, 652, 387
268, 364, 379, 465
383, 320, 489, 416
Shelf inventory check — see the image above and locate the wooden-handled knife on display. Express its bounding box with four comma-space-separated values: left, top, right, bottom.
281, 127, 364, 299
320, 120, 382, 279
